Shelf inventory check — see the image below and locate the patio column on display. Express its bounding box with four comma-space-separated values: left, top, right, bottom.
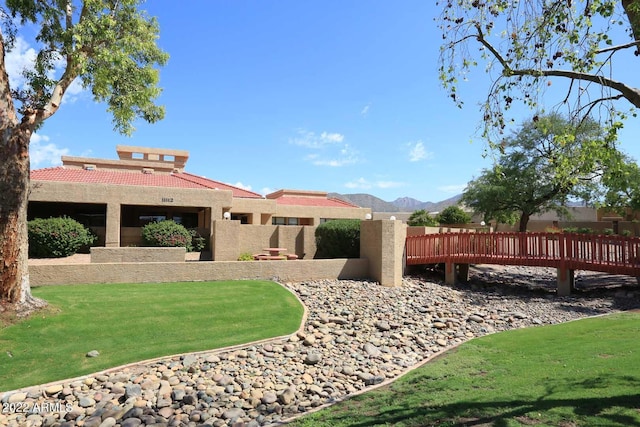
361, 219, 406, 287
105, 202, 121, 247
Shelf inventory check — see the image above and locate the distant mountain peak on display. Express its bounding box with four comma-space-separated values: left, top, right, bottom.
329, 193, 462, 213
392, 197, 424, 210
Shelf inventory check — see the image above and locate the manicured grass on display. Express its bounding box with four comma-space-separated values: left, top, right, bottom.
290, 312, 640, 427
0, 281, 303, 392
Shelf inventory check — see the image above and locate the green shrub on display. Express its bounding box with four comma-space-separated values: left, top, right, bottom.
142, 220, 193, 251
408, 209, 438, 227
602, 228, 614, 235
622, 230, 633, 237
189, 229, 207, 252
238, 252, 254, 261
315, 219, 360, 259
562, 227, 579, 233
436, 206, 471, 225
28, 217, 96, 258
563, 227, 595, 234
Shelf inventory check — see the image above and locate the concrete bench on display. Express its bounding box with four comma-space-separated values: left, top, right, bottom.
255, 255, 286, 261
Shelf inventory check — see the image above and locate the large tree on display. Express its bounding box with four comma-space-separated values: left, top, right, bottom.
0, 1, 168, 312
438, 0, 640, 143
462, 114, 610, 231
601, 151, 640, 211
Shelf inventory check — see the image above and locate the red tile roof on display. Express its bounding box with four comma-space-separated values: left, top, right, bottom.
273, 196, 360, 208
30, 167, 263, 199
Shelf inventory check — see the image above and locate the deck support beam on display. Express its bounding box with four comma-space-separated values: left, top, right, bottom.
445, 262, 469, 285
556, 268, 575, 296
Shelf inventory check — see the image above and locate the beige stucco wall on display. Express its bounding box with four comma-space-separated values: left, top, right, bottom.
30, 180, 232, 207
274, 204, 371, 226
361, 220, 406, 287
90, 247, 186, 263
214, 222, 316, 261
494, 220, 617, 233
31, 181, 232, 247
227, 198, 276, 224
30, 259, 369, 286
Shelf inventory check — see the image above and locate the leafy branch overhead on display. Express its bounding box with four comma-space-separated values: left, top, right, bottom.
438, 0, 640, 143
1, 0, 168, 134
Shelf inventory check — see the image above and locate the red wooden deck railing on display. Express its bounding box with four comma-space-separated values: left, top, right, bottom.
405, 232, 640, 277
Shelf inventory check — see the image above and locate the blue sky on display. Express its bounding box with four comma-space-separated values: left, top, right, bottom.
7, 1, 640, 203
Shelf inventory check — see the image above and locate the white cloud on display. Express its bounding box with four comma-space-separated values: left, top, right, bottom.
233, 181, 252, 191
5, 36, 84, 103
308, 144, 359, 167
290, 129, 345, 148
407, 140, 432, 162
292, 129, 360, 167
5, 36, 37, 90
360, 103, 371, 116
438, 184, 467, 194
260, 187, 275, 196
29, 133, 69, 168
345, 177, 372, 190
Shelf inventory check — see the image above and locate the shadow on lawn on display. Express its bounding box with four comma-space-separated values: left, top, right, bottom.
326, 392, 640, 427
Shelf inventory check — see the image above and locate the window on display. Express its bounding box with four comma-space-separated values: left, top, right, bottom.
139, 215, 166, 225
231, 213, 250, 224
272, 217, 302, 226
173, 213, 199, 228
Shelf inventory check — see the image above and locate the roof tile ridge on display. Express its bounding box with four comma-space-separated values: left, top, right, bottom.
180, 171, 264, 198
30, 166, 64, 173
169, 172, 212, 189
327, 196, 359, 208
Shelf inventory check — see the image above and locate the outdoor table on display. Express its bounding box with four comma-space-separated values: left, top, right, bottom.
263, 247, 287, 256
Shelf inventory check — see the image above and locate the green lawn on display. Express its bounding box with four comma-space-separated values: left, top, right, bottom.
0, 280, 303, 392
290, 312, 640, 427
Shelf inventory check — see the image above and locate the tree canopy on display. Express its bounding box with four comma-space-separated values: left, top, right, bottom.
601, 151, 640, 211
436, 205, 472, 225
461, 113, 611, 231
0, 0, 168, 311
407, 209, 439, 226
438, 0, 640, 144
1, 0, 168, 134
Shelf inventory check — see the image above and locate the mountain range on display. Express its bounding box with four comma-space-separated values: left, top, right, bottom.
329, 193, 463, 213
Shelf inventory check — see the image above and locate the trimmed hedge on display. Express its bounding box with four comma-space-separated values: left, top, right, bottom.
314, 219, 360, 259
28, 217, 96, 258
142, 220, 193, 251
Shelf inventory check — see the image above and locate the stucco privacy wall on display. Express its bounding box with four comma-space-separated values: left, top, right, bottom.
29, 259, 369, 286
90, 247, 186, 263
213, 222, 317, 261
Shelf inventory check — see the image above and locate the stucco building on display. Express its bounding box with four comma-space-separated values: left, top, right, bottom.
29, 145, 370, 252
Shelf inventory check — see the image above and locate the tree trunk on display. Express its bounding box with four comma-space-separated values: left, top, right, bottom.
0, 124, 46, 314
518, 212, 530, 232
622, 0, 640, 46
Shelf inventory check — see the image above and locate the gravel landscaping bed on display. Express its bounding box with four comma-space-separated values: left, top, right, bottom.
2, 269, 639, 427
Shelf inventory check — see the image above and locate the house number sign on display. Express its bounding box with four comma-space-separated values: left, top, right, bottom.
161, 197, 174, 202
